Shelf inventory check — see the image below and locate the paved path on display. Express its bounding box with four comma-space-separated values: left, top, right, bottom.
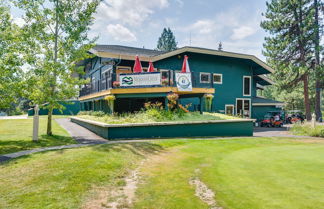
55, 118, 108, 144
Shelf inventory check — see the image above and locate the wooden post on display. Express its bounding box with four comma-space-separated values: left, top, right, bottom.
311, 113, 316, 128
33, 105, 39, 142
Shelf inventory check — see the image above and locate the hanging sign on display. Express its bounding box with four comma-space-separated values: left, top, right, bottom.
120, 72, 161, 87
175, 73, 192, 91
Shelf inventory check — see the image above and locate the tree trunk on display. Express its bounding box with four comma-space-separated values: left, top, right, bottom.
303, 74, 312, 121
47, 0, 59, 135
314, 0, 322, 121
47, 106, 53, 135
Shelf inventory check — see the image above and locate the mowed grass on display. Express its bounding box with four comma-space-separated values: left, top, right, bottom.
0, 116, 75, 154
0, 143, 164, 209
134, 138, 324, 209
1, 138, 324, 209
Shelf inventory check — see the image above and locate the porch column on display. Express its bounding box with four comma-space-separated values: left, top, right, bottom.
165, 97, 169, 111
199, 96, 203, 114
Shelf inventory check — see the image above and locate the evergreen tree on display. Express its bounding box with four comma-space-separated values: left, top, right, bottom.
261, 0, 315, 120
15, 0, 100, 135
156, 27, 177, 52
218, 42, 223, 51
313, 0, 323, 121
0, 2, 24, 109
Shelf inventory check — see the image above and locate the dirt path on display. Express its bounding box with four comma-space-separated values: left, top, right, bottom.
189, 169, 222, 209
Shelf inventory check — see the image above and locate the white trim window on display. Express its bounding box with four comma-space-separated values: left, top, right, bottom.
236, 98, 251, 118
225, 105, 234, 115
213, 73, 223, 84
243, 76, 251, 96
200, 72, 211, 83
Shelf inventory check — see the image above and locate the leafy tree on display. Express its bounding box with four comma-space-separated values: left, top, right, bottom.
261, 0, 316, 120
0, 2, 24, 110
156, 27, 177, 52
15, 0, 100, 135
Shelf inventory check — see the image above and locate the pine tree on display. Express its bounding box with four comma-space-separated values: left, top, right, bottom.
218, 42, 223, 51
313, 0, 323, 121
261, 0, 315, 120
0, 2, 24, 109
15, 0, 100, 135
156, 27, 177, 52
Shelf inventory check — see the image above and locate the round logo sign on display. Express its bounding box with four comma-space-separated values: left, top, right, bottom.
177, 75, 191, 89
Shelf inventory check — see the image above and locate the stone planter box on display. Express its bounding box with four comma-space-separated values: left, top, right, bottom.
70, 117, 255, 140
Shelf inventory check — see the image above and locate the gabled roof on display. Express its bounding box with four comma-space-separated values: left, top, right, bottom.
89, 45, 275, 74
252, 96, 284, 106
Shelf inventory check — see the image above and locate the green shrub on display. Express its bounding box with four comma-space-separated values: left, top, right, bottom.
291, 123, 324, 137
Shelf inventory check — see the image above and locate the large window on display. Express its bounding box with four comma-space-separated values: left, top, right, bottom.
236, 99, 251, 117
243, 76, 251, 96
200, 72, 211, 83
213, 73, 223, 84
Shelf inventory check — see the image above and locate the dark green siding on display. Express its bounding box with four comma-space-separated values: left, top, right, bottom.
71, 117, 254, 140
154, 52, 255, 113
28, 101, 80, 116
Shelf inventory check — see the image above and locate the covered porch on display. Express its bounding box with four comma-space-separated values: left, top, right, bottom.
79, 87, 215, 114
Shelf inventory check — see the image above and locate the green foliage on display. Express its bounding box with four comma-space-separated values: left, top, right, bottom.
291, 123, 324, 137
14, 0, 100, 134
156, 27, 178, 52
260, 0, 321, 120
0, 2, 24, 109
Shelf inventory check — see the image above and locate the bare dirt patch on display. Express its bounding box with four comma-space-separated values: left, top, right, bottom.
189, 169, 222, 209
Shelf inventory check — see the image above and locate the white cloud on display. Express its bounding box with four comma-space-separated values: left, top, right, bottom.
230, 26, 256, 40
95, 0, 169, 26
106, 24, 137, 42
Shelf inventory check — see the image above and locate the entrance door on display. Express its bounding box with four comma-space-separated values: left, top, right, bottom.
236, 99, 251, 118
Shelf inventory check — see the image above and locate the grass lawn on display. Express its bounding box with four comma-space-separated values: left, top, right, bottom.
77, 112, 239, 125
0, 116, 75, 155
1, 138, 324, 208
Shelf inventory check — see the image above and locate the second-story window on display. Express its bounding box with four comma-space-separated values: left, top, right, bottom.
200, 72, 211, 83
213, 73, 222, 84
243, 76, 251, 96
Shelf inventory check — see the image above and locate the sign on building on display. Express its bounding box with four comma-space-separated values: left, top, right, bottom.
175, 73, 192, 91
120, 72, 161, 87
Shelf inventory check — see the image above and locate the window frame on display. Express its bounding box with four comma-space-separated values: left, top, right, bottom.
243, 76, 252, 96
200, 72, 211, 83
213, 73, 223, 84
225, 104, 234, 115
235, 98, 251, 118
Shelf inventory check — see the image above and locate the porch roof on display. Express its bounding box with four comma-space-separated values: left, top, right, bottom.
79, 87, 215, 101
252, 97, 284, 106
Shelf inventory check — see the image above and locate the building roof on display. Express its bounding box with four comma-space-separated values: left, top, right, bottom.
90, 45, 165, 57
89, 45, 275, 75
252, 97, 284, 106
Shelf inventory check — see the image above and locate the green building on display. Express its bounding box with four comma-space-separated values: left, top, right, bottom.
78, 45, 283, 121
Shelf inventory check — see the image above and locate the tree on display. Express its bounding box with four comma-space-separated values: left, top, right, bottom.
156, 27, 177, 52
313, 0, 323, 121
0, 2, 24, 110
15, 0, 100, 135
218, 42, 223, 51
261, 0, 315, 120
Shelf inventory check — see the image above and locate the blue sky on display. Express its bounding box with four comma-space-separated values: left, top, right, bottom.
11, 0, 269, 60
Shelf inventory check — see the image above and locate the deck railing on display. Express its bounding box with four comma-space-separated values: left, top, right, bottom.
79, 71, 214, 97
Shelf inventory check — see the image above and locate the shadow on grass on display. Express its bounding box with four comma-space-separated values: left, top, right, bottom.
0, 134, 75, 155
92, 142, 165, 157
